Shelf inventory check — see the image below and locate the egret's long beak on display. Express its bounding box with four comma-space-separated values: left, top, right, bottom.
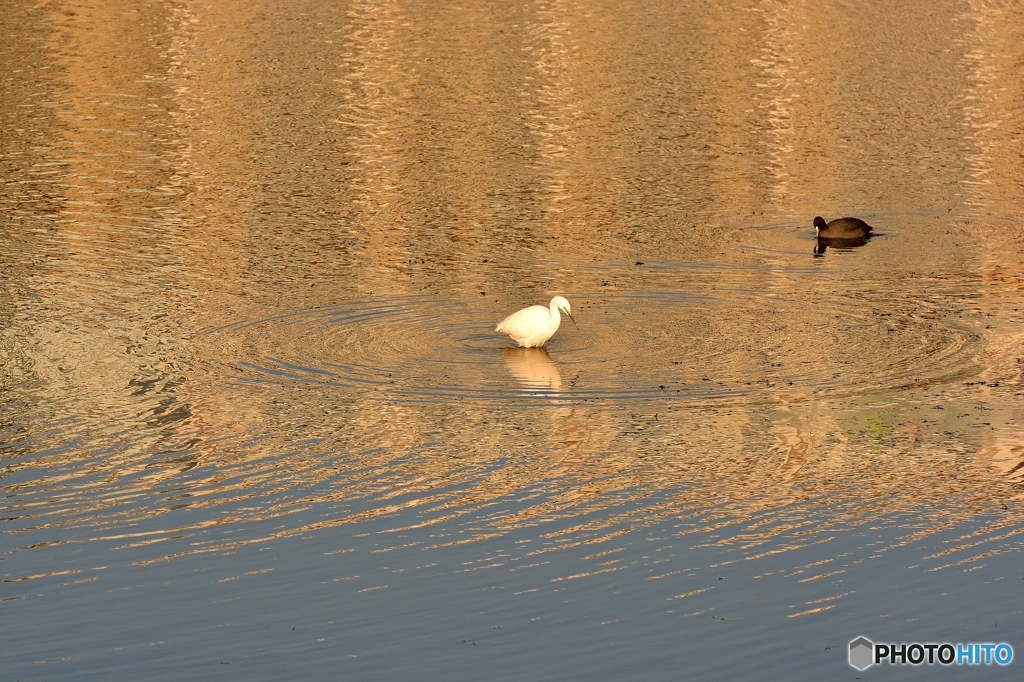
566, 311, 579, 330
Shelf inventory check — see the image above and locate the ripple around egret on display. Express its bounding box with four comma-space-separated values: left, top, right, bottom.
199, 269, 989, 406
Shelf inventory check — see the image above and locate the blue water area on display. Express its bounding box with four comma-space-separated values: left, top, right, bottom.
3, 499, 1021, 681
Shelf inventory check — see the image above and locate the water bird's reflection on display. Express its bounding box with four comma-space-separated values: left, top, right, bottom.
500, 347, 561, 393
813, 235, 871, 255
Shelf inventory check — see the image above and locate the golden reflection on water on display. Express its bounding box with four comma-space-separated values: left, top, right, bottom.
2, 0, 1024, 586
501, 347, 562, 393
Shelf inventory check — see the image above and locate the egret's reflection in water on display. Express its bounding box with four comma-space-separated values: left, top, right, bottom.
500, 347, 562, 394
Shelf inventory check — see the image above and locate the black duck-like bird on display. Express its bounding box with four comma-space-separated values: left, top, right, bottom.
812, 216, 873, 255
813, 216, 872, 239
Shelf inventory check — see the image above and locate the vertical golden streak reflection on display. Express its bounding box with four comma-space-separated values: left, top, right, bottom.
957, 0, 1024, 501
748, 0, 800, 213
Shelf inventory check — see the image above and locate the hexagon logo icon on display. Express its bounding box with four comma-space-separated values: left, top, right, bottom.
849, 636, 874, 670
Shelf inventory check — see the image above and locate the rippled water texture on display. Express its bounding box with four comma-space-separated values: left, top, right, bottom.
3, 0, 1024, 679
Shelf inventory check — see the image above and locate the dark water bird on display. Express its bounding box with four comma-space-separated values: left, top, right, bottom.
812, 216, 873, 255
813, 216, 872, 239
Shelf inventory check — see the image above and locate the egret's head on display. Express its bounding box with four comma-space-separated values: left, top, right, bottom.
812, 216, 827, 236
552, 296, 579, 330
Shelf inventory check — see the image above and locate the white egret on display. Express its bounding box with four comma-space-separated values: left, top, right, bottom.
495, 296, 578, 348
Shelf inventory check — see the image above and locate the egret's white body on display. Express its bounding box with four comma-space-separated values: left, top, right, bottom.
495, 296, 577, 348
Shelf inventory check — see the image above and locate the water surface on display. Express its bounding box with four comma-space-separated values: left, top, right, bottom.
3, 0, 1024, 679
